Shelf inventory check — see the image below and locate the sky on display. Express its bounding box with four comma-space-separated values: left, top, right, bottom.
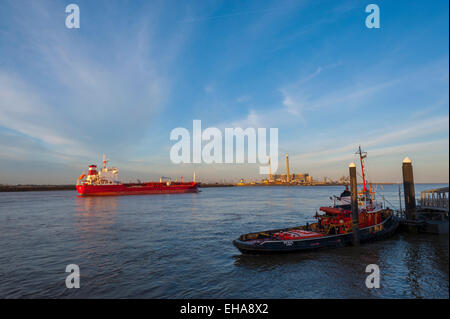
0, 0, 448, 184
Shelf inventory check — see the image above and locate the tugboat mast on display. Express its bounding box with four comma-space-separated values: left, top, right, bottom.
357, 146, 368, 193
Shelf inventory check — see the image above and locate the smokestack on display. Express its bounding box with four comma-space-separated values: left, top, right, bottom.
286, 154, 290, 183
402, 157, 416, 220
268, 157, 272, 182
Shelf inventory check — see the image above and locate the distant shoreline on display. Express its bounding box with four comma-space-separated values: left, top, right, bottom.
0, 184, 235, 192
0, 183, 235, 192
0, 185, 76, 192
0, 182, 447, 192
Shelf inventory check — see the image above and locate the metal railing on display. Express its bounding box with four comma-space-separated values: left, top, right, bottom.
418, 187, 449, 212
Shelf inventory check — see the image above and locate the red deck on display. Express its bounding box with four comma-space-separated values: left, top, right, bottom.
273, 230, 324, 240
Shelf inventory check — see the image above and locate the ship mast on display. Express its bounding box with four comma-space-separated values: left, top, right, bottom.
102, 154, 109, 169
356, 146, 368, 193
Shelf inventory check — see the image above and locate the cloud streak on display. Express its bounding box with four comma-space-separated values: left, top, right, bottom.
0, 0, 192, 167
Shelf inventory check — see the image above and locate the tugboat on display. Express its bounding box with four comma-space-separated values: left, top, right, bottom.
76, 155, 198, 196
233, 147, 399, 254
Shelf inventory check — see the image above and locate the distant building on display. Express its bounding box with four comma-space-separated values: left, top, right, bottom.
292, 173, 310, 183
269, 173, 311, 184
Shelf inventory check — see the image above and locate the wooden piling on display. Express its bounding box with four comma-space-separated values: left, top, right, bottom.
402, 157, 416, 220
349, 163, 360, 246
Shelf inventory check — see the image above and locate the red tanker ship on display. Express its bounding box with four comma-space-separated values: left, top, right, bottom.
76, 155, 198, 196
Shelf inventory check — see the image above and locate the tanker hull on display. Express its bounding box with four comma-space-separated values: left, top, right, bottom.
76, 182, 198, 196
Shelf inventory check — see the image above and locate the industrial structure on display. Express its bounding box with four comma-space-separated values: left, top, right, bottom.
286, 154, 290, 183
238, 153, 336, 186
261, 153, 313, 184
237, 153, 354, 186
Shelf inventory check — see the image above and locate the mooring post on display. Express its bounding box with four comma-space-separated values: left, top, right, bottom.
402, 157, 417, 220
349, 163, 360, 246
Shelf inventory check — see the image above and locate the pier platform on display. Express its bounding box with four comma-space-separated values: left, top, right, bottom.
399, 187, 449, 234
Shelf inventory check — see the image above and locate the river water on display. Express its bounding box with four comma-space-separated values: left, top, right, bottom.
0, 184, 448, 298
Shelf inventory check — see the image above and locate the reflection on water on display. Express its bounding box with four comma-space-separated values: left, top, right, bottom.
75, 196, 118, 232
232, 233, 448, 298
73, 196, 122, 294
0, 185, 448, 298
404, 238, 422, 298
402, 233, 449, 299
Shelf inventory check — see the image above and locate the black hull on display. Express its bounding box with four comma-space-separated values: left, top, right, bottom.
233, 215, 399, 255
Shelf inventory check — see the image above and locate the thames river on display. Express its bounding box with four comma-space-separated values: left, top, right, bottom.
0, 184, 448, 298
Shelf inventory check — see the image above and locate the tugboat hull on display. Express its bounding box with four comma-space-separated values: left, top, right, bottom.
233, 215, 399, 254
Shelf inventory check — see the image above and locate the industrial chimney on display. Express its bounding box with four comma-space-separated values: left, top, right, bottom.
286, 154, 290, 183
268, 157, 272, 182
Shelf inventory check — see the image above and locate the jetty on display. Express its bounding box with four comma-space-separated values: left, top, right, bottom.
398, 158, 449, 234
419, 186, 449, 213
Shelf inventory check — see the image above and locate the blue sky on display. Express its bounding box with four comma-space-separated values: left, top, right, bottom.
0, 0, 448, 184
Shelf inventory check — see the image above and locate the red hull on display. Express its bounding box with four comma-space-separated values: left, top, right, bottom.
76, 182, 198, 196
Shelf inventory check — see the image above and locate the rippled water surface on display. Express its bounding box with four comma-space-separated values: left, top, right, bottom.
0, 184, 448, 298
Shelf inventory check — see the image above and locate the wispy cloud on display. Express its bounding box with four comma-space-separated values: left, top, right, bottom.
291, 116, 449, 163
179, 1, 305, 24
0, 0, 190, 168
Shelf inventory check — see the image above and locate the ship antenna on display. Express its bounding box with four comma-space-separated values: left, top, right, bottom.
356, 146, 368, 193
